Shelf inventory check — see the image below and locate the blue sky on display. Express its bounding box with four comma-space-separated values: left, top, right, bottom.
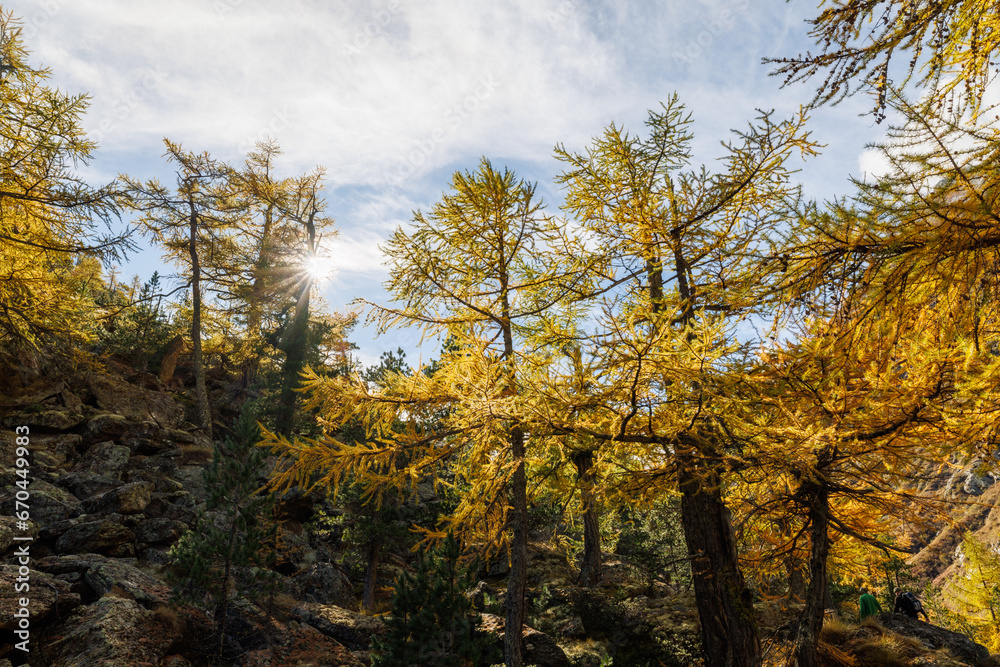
8, 0, 892, 368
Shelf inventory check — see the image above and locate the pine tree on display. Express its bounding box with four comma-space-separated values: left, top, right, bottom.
372, 533, 500, 667
93, 271, 181, 369
168, 403, 279, 665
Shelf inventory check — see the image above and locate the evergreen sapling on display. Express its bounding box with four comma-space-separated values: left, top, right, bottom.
373, 533, 500, 667
168, 403, 280, 664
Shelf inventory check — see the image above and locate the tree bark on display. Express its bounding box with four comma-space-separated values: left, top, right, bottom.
678, 452, 760, 667
667, 233, 758, 665
573, 450, 602, 588
792, 483, 830, 667
505, 426, 527, 667
188, 194, 212, 439
497, 236, 527, 667
362, 538, 381, 614
786, 556, 807, 602
275, 286, 309, 435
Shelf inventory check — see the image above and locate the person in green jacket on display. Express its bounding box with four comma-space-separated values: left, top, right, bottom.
859, 587, 883, 620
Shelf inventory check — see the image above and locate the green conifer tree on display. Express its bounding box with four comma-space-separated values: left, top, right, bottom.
372, 533, 500, 667
168, 403, 280, 664
94, 271, 181, 369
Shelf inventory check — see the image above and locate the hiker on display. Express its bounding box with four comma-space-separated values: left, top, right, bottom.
893, 589, 929, 621
858, 587, 883, 620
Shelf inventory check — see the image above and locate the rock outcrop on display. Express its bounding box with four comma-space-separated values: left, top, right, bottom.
34, 595, 181, 667
876, 613, 991, 664
480, 613, 573, 667
0, 565, 81, 629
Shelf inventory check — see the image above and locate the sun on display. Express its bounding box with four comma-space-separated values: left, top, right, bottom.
303, 253, 335, 283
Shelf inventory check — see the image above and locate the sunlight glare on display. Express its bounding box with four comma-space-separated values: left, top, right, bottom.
304, 253, 336, 284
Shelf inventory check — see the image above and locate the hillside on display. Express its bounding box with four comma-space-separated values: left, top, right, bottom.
0, 352, 997, 667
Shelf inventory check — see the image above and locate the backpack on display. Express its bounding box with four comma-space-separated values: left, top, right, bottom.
902, 591, 922, 613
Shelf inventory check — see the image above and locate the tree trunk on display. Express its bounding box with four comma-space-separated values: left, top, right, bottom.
646, 255, 664, 312
678, 453, 760, 667
214, 505, 241, 665
275, 286, 309, 435
792, 484, 831, 667
786, 556, 807, 602
362, 538, 381, 614
505, 426, 527, 667
188, 195, 212, 439
242, 202, 275, 388
275, 204, 318, 435
573, 450, 602, 588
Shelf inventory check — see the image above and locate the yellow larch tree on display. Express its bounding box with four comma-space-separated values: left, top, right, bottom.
742, 299, 954, 667
770, 0, 1000, 120
260, 159, 593, 667
763, 90, 1000, 665
202, 139, 304, 388
539, 96, 818, 667
126, 140, 238, 438
0, 10, 132, 358
777, 90, 1000, 468
947, 532, 1000, 650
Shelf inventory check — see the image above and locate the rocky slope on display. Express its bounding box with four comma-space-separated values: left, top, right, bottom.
0, 360, 593, 666
0, 362, 370, 666
0, 357, 995, 666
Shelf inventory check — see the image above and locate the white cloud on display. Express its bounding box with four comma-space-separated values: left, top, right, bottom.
325, 233, 391, 278
13, 0, 813, 185
4, 0, 893, 359
857, 147, 893, 184
10, 0, 638, 182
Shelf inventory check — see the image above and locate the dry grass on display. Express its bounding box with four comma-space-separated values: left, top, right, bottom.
848, 636, 911, 667
358, 597, 393, 616
764, 610, 990, 667
817, 640, 858, 666
179, 444, 214, 465
814, 615, 938, 667
152, 604, 184, 636
820, 616, 858, 645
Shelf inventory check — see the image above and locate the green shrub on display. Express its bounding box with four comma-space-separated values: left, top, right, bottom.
372, 533, 501, 667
